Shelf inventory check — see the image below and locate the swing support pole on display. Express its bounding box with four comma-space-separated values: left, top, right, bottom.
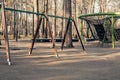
2, 2, 11, 65
45, 15, 58, 57
72, 18, 85, 51
29, 17, 43, 55
29, 15, 59, 58
61, 17, 71, 50
61, 17, 85, 51
111, 16, 115, 48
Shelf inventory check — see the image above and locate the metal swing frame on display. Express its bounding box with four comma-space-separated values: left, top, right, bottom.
1, 2, 11, 65
29, 15, 59, 58
61, 17, 85, 51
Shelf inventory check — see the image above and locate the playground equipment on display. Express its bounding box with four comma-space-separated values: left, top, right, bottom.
79, 13, 120, 48
1, 2, 11, 65
4, 8, 60, 58
29, 16, 85, 57
0, 4, 85, 64
29, 16, 85, 58
5, 7, 85, 54
29, 15, 59, 58
61, 17, 85, 51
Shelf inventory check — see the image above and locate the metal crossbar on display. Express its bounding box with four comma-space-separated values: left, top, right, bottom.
5, 7, 69, 20
79, 12, 120, 18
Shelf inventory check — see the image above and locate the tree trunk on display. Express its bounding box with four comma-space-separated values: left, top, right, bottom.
43, 0, 48, 38
64, 0, 73, 48
34, 0, 39, 38
54, 0, 57, 38
100, 0, 106, 12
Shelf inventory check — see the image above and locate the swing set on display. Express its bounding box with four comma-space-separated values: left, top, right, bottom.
1, 3, 85, 65
28, 15, 85, 58
2, 1, 120, 65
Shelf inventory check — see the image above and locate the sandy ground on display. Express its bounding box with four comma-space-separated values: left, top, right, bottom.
0, 39, 120, 80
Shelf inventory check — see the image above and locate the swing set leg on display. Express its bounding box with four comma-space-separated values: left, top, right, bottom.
72, 19, 85, 51
61, 18, 71, 50
29, 17, 43, 55
2, 2, 11, 65
29, 15, 59, 58
61, 18, 85, 51
46, 16, 59, 58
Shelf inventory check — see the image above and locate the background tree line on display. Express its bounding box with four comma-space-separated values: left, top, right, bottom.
0, 0, 120, 47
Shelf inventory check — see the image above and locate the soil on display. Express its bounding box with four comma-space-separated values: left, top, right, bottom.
0, 39, 120, 80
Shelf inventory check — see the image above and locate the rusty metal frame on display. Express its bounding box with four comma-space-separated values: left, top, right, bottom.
2, 2, 11, 65
29, 15, 59, 58
61, 17, 85, 51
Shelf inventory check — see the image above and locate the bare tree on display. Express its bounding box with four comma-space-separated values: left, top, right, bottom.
64, 0, 73, 48
54, 0, 57, 38
100, 0, 106, 12
34, 0, 39, 38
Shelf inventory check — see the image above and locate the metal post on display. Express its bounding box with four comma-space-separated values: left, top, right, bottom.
29, 17, 43, 55
61, 18, 71, 50
72, 19, 85, 51
86, 20, 96, 39
45, 16, 59, 58
111, 16, 115, 48
2, 2, 11, 65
